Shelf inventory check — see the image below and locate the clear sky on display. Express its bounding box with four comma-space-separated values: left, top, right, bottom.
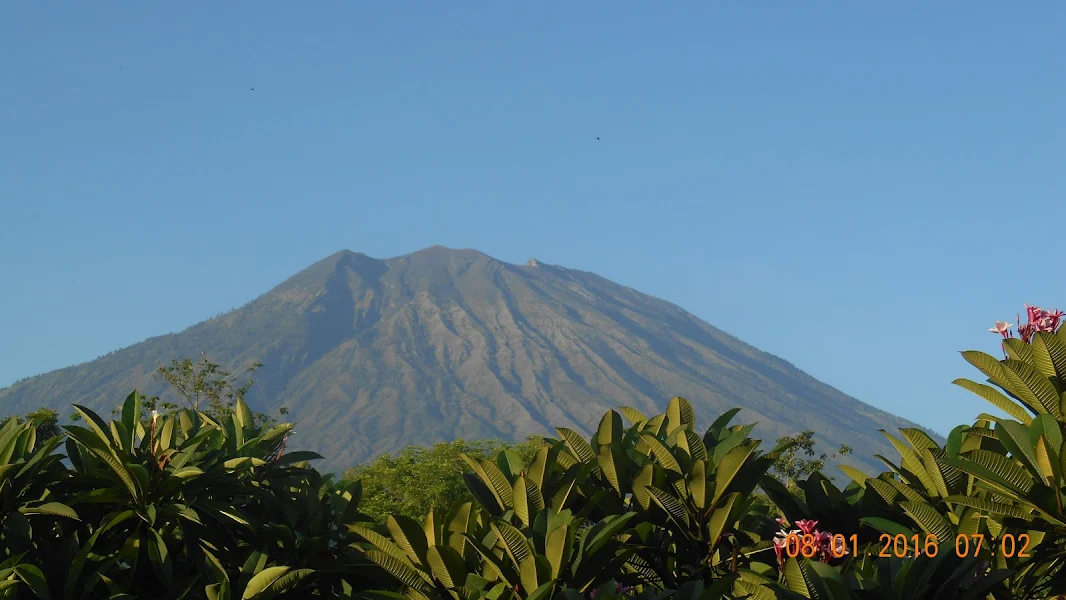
1, 3, 1063, 437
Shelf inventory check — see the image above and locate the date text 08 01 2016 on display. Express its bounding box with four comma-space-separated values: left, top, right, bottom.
780, 532, 1032, 560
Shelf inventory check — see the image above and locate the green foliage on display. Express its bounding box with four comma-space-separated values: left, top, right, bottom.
344, 439, 540, 524
352, 502, 639, 599
419, 398, 792, 598
770, 430, 852, 489
939, 327, 1066, 598
0, 413, 77, 599
152, 355, 284, 430
7, 311, 1066, 598
12, 407, 62, 451
60, 391, 370, 597
68, 354, 285, 432
2, 385, 1063, 599
762, 315, 1066, 600
157, 355, 259, 410
1, 389, 384, 599
775, 553, 1012, 599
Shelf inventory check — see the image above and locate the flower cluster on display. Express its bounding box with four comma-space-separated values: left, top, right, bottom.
990, 305, 1064, 355
772, 518, 847, 569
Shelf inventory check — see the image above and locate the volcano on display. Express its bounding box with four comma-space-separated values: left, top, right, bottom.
0, 246, 924, 473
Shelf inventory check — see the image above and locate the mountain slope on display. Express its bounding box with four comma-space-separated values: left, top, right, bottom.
0, 246, 925, 473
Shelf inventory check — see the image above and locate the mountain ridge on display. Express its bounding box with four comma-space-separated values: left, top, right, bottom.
0, 246, 927, 473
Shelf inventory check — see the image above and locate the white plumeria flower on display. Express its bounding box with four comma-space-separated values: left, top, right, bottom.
831, 535, 849, 556
775, 529, 802, 542
990, 321, 1012, 334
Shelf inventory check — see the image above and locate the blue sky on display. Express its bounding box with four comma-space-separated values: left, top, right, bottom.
1, 3, 1062, 437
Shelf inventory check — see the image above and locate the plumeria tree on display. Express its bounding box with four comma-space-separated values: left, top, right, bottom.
989, 304, 1064, 354
938, 302, 1066, 598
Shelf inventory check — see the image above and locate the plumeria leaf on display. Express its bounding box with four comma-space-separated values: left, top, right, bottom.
556, 428, 596, 465
18, 502, 79, 520
619, 407, 646, 425
953, 378, 1032, 423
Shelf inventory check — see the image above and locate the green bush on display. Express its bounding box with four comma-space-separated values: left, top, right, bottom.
3, 306, 1066, 599
343, 438, 539, 524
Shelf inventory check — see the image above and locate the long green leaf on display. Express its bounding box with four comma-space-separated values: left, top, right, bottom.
838, 465, 869, 488
647, 486, 690, 529
920, 448, 950, 498
426, 545, 467, 590
544, 523, 568, 580
942, 495, 1030, 519
630, 464, 653, 511
13, 564, 50, 600
712, 443, 755, 505
706, 493, 738, 547
460, 456, 506, 511
350, 524, 414, 564
387, 515, 431, 566
782, 558, 814, 598
512, 476, 534, 528
1002, 359, 1063, 417
582, 512, 636, 558
899, 501, 954, 541
557, 428, 596, 465
939, 453, 1033, 499
959, 352, 1045, 418
641, 435, 681, 474
64, 426, 141, 501
120, 391, 139, 451
619, 407, 646, 425
241, 566, 304, 599
18, 502, 79, 520
234, 398, 253, 431
594, 411, 624, 448
683, 430, 708, 463
1030, 331, 1066, 381
70, 405, 123, 455
148, 528, 174, 587
705, 408, 741, 443
596, 448, 623, 496
490, 522, 532, 568
363, 551, 432, 591
687, 460, 707, 508
666, 397, 696, 432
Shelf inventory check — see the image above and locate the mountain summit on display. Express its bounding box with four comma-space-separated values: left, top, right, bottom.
0, 246, 921, 473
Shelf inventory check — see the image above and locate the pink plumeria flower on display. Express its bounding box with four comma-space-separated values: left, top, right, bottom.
828, 533, 848, 558
772, 536, 785, 563
1012, 304, 1064, 342
772, 534, 795, 567
1038, 308, 1064, 331
795, 519, 819, 535
990, 321, 1012, 338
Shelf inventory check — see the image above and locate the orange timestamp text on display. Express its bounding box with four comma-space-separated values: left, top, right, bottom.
781, 532, 1032, 559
